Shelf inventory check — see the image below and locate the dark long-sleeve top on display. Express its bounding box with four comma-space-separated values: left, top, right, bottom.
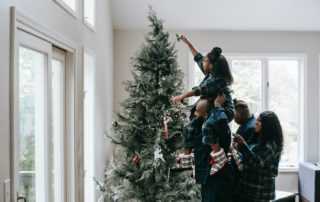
235, 140, 281, 201
236, 115, 256, 142
190, 53, 235, 122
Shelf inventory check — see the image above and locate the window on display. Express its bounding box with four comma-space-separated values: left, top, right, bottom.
19, 46, 46, 202
54, 0, 78, 17
17, 31, 67, 202
190, 54, 305, 168
83, 50, 95, 202
83, 0, 96, 30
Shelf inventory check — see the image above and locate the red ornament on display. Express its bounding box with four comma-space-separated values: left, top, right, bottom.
176, 158, 181, 164
132, 155, 141, 164
210, 158, 215, 165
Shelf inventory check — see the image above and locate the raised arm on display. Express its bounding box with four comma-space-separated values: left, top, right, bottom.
171, 90, 196, 104
180, 35, 206, 74
180, 34, 199, 57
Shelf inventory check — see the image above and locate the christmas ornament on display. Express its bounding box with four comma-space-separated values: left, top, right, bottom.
176, 33, 182, 42
132, 155, 141, 164
112, 121, 118, 127
154, 148, 164, 162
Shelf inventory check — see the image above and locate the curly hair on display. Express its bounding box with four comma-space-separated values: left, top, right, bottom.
206, 47, 233, 85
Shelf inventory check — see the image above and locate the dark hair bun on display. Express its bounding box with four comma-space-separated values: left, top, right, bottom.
211, 47, 222, 57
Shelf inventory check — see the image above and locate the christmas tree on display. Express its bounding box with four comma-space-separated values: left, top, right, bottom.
96, 8, 200, 202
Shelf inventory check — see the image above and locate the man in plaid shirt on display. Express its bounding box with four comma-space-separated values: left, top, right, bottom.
180, 99, 235, 202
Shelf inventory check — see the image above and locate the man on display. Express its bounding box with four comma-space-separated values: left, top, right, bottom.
233, 99, 256, 143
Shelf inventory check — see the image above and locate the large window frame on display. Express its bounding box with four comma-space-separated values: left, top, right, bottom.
189, 53, 306, 171
54, 0, 79, 18
10, 8, 81, 202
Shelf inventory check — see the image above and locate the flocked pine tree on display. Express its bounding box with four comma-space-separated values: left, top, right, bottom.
96, 8, 201, 202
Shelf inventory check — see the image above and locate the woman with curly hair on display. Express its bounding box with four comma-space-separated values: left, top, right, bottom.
233, 111, 283, 202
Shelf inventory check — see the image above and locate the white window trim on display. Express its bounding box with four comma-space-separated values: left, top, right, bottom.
83, 47, 96, 202
189, 52, 307, 172
52, 47, 67, 202
82, 0, 96, 32
10, 7, 83, 202
54, 0, 79, 19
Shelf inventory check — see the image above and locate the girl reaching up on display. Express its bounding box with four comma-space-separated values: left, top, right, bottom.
172, 34, 234, 176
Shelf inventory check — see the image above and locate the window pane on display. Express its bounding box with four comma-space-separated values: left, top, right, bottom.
269, 60, 300, 167
19, 46, 46, 202
84, 53, 95, 202
230, 60, 263, 132
84, 0, 95, 26
63, 0, 76, 11
51, 59, 64, 202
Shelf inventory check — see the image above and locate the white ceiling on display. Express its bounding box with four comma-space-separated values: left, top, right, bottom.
110, 0, 320, 31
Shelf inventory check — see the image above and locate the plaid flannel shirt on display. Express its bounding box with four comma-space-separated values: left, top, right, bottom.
190, 53, 235, 122
192, 53, 228, 100
201, 107, 231, 146
235, 141, 281, 201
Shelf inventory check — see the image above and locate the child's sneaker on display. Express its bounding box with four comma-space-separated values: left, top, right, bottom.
178, 153, 193, 169
230, 147, 243, 171
209, 148, 228, 175
171, 153, 193, 170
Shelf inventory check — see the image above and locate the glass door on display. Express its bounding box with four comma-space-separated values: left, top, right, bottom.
16, 30, 66, 202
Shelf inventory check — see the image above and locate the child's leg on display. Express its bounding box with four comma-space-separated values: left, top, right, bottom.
210, 144, 220, 153
182, 116, 203, 162
176, 118, 199, 169
209, 142, 228, 176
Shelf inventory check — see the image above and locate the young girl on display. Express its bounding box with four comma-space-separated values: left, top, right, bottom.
233, 111, 283, 202
172, 34, 234, 175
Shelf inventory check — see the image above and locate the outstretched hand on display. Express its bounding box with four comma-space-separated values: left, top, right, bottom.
179, 34, 189, 44
171, 95, 184, 105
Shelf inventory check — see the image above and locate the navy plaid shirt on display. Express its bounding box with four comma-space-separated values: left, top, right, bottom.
235, 140, 281, 201
189, 53, 235, 122
192, 53, 228, 100
202, 108, 231, 146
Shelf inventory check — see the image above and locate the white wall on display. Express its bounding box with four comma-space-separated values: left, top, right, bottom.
113, 29, 320, 193
0, 0, 113, 201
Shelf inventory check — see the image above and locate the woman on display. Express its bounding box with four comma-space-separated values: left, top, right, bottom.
233, 111, 283, 202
